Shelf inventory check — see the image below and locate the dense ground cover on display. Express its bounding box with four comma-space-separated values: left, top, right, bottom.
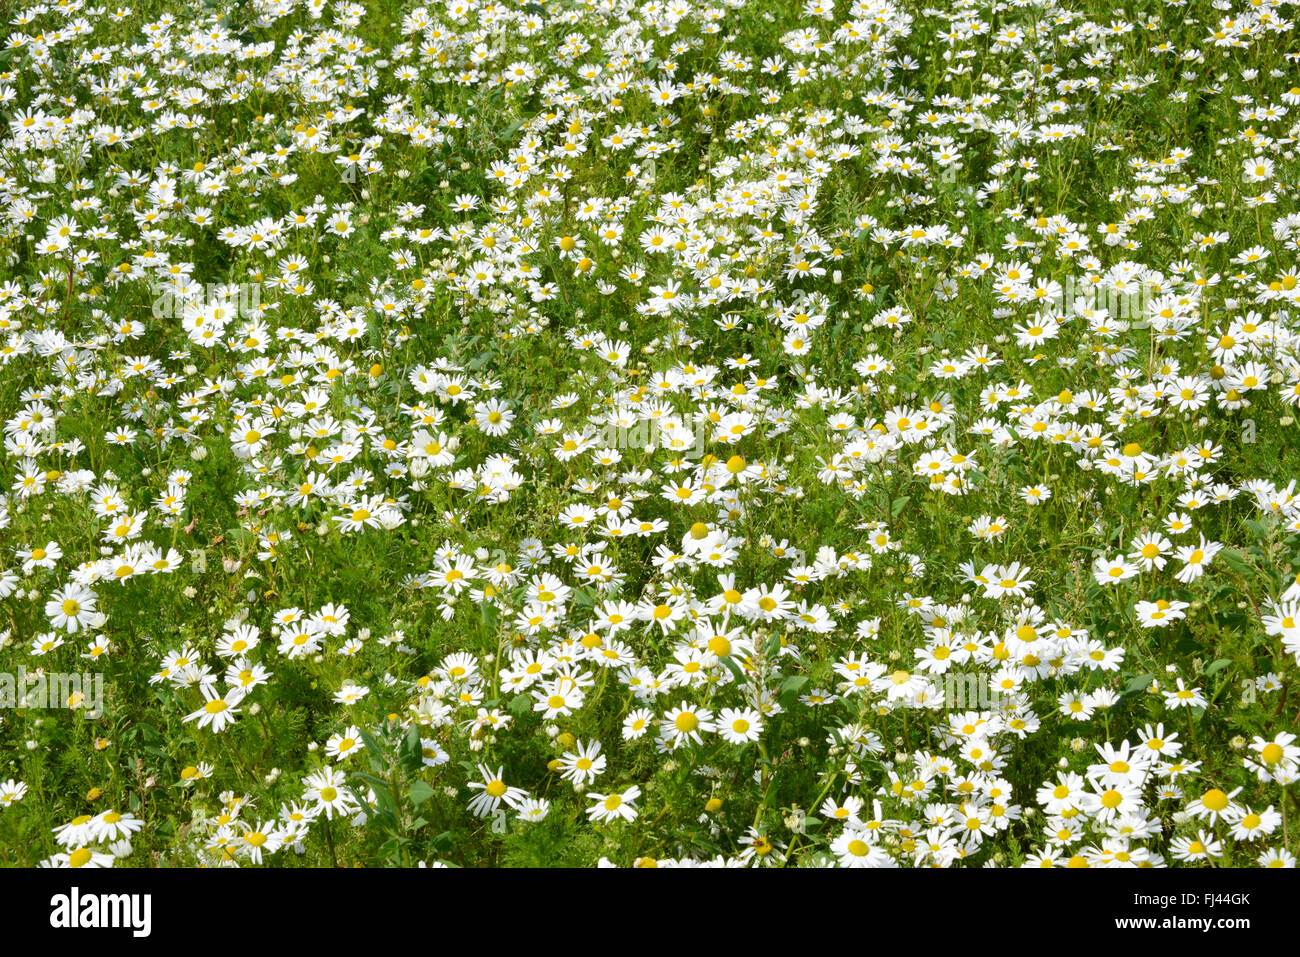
1, 0, 1299, 867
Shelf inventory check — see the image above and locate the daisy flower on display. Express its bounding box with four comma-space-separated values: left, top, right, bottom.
1170, 830, 1222, 863
585, 785, 641, 823
324, 726, 363, 762
183, 685, 246, 732
466, 764, 527, 818
1162, 679, 1208, 710
717, 707, 764, 745
831, 828, 895, 867
557, 739, 607, 787
302, 766, 359, 820
660, 702, 715, 746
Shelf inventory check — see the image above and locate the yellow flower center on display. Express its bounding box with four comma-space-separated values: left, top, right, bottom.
1201, 788, 1228, 811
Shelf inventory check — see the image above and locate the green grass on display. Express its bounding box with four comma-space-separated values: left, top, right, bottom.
0, 0, 1298, 868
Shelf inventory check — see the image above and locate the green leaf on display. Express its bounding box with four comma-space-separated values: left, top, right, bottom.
399, 723, 423, 774
352, 771, 390, 793
351, 772, 398, 819
891, 495, 911, 518
408, 780, 436, 806
1219, 549, 1252, 576
1204, 658, 1232, 676
496, 118, 525, 142
719, 655, 746, 685
778, 675, 808, 704
359, 728, 386, 761
508, 693, 533, 719
1122, 672, 1155, 695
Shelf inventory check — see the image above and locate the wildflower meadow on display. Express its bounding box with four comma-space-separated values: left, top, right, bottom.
1, 0, 1299, 871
